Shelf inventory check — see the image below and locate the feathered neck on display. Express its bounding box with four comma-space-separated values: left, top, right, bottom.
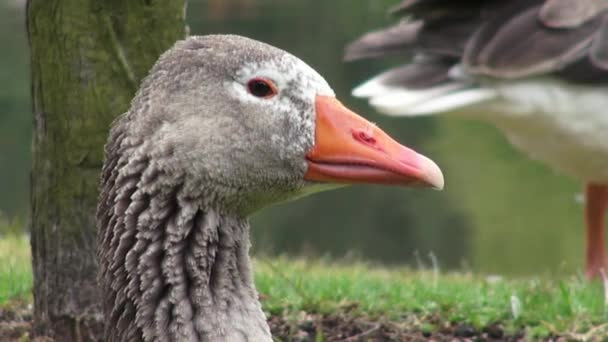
97, 130, 272, 342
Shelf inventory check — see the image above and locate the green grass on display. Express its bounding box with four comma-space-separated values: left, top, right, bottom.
255, 258, 608, 339
1, 235, 607, 339
0, 235, 32, 304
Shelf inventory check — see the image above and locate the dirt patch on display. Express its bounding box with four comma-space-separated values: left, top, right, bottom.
0, 298, 32, 341
268, 312, 527, 341
1, 300, 532, 341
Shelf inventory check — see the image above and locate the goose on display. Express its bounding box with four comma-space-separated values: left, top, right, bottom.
96, 34, 444, 342
345, 0, 608, 279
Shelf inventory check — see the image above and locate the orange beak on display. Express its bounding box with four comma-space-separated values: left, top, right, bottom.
304, 96, 444, 189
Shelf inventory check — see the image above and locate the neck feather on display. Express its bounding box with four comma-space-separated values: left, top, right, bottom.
97, 137, 271, 342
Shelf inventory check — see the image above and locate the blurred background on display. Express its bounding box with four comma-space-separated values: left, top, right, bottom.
0, 0, 584, 276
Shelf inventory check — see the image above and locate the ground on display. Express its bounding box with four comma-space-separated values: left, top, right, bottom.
0, 305, 521, 341
1, 236, 608, 341
0, 298, 589, 341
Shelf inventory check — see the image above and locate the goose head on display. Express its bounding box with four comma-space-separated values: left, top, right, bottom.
121, 35, 443, 215
99, 34, 445, 342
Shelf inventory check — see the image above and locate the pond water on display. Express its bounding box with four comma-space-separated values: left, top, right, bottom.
0, 0, 588, 276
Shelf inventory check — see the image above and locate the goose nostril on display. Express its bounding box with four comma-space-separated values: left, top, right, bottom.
353, 130, 376, 145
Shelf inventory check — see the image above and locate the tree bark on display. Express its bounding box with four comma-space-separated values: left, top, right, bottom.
26, 1, 186, 339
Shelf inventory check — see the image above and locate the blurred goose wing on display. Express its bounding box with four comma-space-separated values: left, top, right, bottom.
345, 0, 608, 84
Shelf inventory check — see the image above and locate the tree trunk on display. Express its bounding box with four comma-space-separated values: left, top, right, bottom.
26, 1, 187, 339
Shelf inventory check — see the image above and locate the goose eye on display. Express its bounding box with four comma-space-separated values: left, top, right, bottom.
247, 78, 277, 98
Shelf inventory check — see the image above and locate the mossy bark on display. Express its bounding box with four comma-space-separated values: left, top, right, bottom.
26, 0, 187, 339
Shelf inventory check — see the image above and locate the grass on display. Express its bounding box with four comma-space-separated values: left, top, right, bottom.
0, 235, 32, 304
256, 258, 608, 339
1, 235, 607, 339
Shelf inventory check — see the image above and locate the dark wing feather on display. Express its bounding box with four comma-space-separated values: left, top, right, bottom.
346, 0, 608, 84
391, 0, 487, 17
540, 0, 608, 28
379, 58, 455, 89
344, 14, 480, 61
417, 16, 482, 57
591, 16, 608, 69
464, 3, 602, 78
344, 21, 422, 61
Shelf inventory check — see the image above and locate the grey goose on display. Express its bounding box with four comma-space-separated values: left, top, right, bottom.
97, 34, 444, 342
346, 0, 608, 279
